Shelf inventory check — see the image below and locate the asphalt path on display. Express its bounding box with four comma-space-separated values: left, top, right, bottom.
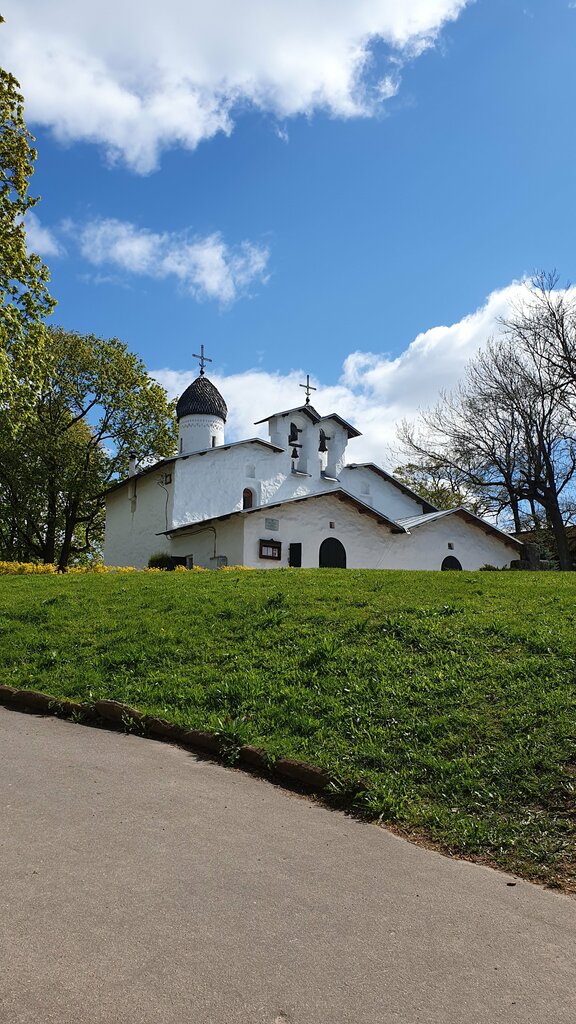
1, 707, 575, 1024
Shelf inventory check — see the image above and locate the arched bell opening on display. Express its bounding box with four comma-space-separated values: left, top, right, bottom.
319, 537, 347, 568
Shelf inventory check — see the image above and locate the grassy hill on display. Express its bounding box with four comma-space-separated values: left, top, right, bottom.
1, 569, 574, 888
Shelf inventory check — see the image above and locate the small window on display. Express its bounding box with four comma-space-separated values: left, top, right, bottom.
259, 539, 281, 560
329, 521, 335, 529
179, 438, 183, 453
164, 472, 172, 485
265, 517, 279, 531
211, 436, 216, 448
243, 488, 254, 510
448, 542, 454, 550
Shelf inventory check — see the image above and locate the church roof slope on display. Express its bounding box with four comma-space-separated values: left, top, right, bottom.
103, 438, 283, 496
161, 487, 408, 536
254, 404, 321, 425
397, 507, 523, 549
254, 405, 361, 438
176, 375, 228, 421
345, 463, 438, 513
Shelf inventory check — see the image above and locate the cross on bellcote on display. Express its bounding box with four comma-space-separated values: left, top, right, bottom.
192, 344, 212, 377
299, 374, 317, 405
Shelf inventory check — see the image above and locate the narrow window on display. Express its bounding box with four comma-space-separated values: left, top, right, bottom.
211, 436, 216, 448
243, 488, 254, 509
179, 438, 183, 453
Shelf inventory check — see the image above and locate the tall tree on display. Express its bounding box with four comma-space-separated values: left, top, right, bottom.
0, 27, 55, 409
399, 318, 576, 567
0, 327, 177, 568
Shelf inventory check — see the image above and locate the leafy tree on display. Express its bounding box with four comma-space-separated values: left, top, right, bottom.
0, 327, 177, 568
393, 460, 490, 516
0, 27, 55, 407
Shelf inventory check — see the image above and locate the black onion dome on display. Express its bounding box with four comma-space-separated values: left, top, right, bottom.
176, 375, 227, 422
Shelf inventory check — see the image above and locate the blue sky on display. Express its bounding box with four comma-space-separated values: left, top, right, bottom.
2, 0, 576, 461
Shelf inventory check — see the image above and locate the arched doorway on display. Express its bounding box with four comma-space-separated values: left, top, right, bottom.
319, 537, 347, 568
441, 555, 462, 570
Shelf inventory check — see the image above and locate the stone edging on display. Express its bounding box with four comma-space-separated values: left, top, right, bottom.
0, 686, 331, 792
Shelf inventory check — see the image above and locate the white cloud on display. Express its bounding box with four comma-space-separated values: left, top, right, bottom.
152, 281, 529, 466
1, 1, 470, 171
76, 218, 269, 303
25, 212, 64, 257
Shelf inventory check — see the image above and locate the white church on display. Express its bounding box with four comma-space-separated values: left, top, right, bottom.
103, 357, 522, 571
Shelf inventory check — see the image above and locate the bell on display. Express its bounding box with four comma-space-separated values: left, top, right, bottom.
291, 447, 300, 460
318, 429, 328, 453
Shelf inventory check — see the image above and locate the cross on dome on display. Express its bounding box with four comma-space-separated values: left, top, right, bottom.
299, 373, 317, 405
192, 344, 212, 376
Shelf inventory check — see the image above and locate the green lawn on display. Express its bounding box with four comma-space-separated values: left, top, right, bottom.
1, 569, 574, 888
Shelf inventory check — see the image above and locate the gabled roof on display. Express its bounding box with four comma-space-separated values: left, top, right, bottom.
254, 404, 322, 425
255, 404, 361, 439
161, 487, 408, 537
104, 438, 284, 496
319, 414, 362, 439
397, 507, 523, 549
345, 463, 438, 513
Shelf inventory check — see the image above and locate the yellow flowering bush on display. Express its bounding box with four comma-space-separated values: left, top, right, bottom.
0, 560, 252, 575
0, 561, 149, 575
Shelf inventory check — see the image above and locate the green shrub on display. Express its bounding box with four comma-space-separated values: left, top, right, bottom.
147, 552, 174, 570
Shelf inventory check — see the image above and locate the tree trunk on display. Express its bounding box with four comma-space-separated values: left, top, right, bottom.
543, 491, 573, 570
57, 505, 78, 572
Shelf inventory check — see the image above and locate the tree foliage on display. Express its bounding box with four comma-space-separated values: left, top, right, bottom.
0, 327, 177, 569
393, 461, 490, 516
0, 29, 55, 404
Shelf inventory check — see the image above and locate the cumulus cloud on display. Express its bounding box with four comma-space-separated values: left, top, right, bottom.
24, 212, 64, 257
152, 281, 528, 465
0, 1, 469, 171
72, 217, 269, 303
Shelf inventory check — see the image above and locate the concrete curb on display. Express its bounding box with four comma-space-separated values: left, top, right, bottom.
0, 686, 332, 794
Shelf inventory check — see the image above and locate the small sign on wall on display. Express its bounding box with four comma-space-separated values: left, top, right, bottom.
265, 517, 280, 531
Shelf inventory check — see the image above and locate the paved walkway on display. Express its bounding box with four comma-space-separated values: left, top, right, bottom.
1, 707, 575, 1024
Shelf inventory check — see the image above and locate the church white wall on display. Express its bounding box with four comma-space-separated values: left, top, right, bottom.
103, 468, 175, 568
340, 466, 427, 519
170, 443, 348, 528
242, 500, 518, 570
380, 514, 518, 570
169, 518, 245, 568
242, 497, 397, 569
178, 413, 224, 455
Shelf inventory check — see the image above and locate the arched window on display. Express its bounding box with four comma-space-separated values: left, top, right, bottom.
242, 488, 254, 510
441, 555, 462, 570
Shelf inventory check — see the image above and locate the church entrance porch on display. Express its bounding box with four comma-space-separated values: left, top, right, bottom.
319, 537, 347, 568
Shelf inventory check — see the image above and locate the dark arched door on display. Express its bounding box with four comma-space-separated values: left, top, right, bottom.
441, 555, 462, 570
319, 538, 347, 568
